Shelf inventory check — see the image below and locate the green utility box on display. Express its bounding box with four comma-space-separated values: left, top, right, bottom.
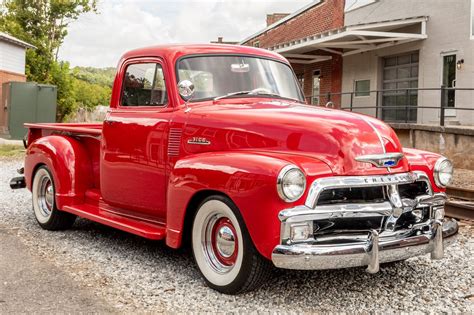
1, 82, 57, 140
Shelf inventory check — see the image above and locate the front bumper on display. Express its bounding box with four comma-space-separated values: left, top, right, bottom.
272, 218, 458, 272
271, 171, 459, 272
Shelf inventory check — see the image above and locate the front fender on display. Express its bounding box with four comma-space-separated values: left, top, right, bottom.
25, 135, 92, 209
166, 151, 332, 259
403, 148, 445, 193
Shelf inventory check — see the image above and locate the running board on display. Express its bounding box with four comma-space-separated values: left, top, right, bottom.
62, 204, 166, 240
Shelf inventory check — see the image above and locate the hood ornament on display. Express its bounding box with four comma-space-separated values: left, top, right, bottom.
355, 153, 404, 168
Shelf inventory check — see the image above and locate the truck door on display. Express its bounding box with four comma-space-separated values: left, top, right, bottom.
101, 58, 173, 222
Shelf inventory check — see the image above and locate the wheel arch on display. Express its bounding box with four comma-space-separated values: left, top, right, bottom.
24, 135, 93, 209
180, 189, 231, 247
165, 151, 332, 259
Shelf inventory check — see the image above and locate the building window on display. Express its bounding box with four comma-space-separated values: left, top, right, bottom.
254, 40, 260, 48
312, 70, 320, 105
442, 54, 457, 107
354, 80, 370, 97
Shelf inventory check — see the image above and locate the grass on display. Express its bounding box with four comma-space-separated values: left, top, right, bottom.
0, 144, 25, 158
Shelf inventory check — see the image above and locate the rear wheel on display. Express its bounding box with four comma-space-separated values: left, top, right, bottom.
191, 195, 273, 294
32, 166, 76, 230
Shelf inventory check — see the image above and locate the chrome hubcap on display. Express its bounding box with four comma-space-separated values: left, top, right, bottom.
216, 225, 236, 258
38, 175, 53, 218
203, 215, 239, 273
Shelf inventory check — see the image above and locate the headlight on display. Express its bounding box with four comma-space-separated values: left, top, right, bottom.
434, 157, 453, 188
277, 165, 306, 202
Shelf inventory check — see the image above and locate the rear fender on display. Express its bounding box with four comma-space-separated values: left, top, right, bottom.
166, 151, 332, 259
24, 135, 93, 209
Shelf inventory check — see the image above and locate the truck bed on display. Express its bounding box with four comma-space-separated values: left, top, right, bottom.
25, 123, 103, 136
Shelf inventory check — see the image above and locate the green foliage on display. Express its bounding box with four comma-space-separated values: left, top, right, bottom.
50, 61, 76, 121
0, 144, 25, 158
72, 66, 116, 87
0, 0, 98, 121
71, 68, 112, 110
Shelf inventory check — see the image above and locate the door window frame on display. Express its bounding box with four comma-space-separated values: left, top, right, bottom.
117, 57, 171, 111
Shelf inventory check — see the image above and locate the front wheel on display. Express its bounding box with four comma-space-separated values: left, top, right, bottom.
191, 195, 273, 294
32, 166, 76, 230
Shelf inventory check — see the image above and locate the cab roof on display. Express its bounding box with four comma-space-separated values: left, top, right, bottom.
120, 43, 288, 65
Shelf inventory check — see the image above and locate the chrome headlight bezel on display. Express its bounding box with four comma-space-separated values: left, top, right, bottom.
434, 157, 453, 188
277, 165, 306, 202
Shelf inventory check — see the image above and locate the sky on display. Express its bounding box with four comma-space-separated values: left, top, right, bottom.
58, 0, 366, 68
59, 0, 315, 68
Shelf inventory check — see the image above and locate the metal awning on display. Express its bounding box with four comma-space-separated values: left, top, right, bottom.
270, 16, 428, 64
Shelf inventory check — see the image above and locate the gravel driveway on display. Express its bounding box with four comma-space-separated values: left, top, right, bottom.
1, 158, 473, 313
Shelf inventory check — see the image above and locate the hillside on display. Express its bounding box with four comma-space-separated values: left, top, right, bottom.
70, 66, 115, 110
72, 66, 116, 87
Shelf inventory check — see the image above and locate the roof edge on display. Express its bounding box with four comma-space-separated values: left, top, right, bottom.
239, 0, 323, 45
0, 32, 36, 49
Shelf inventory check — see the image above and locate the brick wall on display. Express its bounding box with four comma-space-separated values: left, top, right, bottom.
266, 13, 290, 26
242, 0, 345, 107
0, 69, 26, 131
243, 0, 345, 48
292, 53, 343, 107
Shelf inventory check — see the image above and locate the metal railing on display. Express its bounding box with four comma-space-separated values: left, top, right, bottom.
306, 86, 474, 126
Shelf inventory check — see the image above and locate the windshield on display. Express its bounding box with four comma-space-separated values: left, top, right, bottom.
177, 55, 304, 102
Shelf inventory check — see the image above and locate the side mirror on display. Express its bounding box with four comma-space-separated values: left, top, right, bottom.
178, 80, 195, 101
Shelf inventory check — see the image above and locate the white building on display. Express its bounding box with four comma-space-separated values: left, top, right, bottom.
343, 0, 474, 125
0, 32, 35, 133
262, 0, 474, 126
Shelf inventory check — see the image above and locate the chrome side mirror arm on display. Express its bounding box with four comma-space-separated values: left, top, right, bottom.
177, 80, 195, 112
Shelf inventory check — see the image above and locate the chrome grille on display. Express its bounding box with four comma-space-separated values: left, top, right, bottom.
306, 172, 436, 236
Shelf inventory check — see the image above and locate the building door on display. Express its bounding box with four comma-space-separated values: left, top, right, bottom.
442, 54, 456, 113
312, 70, 320, 105
382, 52, 419, 122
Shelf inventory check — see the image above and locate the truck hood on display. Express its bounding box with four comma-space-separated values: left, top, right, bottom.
184, 99, 409, 175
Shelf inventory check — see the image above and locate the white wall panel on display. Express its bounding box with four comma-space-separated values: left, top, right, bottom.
0, 41, 26, 74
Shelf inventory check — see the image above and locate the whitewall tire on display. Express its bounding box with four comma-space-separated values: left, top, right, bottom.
191, 195, 273, 294
32, 166, 76, 230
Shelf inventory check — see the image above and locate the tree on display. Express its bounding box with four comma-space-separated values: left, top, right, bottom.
0, 0, 97, 120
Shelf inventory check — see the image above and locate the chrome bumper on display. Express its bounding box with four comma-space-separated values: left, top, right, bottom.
272, 171, 459, 272
272, 219, 458, 271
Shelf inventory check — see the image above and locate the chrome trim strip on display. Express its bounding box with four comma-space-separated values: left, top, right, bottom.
279, 202, 394, 222
412, 171, 433, 195
272, 219, 458, 271
359, 115, 386, 154
305, 172, 419, 209
280, 193, 447, 223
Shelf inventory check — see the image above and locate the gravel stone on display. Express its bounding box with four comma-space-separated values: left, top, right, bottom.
452, 169, 474, 190
0, 158, 473, 313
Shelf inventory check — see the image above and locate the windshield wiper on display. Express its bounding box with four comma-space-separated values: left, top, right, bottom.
213, 89, 299, 102
214, 90, 251, 101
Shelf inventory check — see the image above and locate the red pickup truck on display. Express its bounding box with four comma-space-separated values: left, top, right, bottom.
11, 44, 458, 294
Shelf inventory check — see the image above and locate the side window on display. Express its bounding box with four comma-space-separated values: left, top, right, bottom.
122, 63, 167, 106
